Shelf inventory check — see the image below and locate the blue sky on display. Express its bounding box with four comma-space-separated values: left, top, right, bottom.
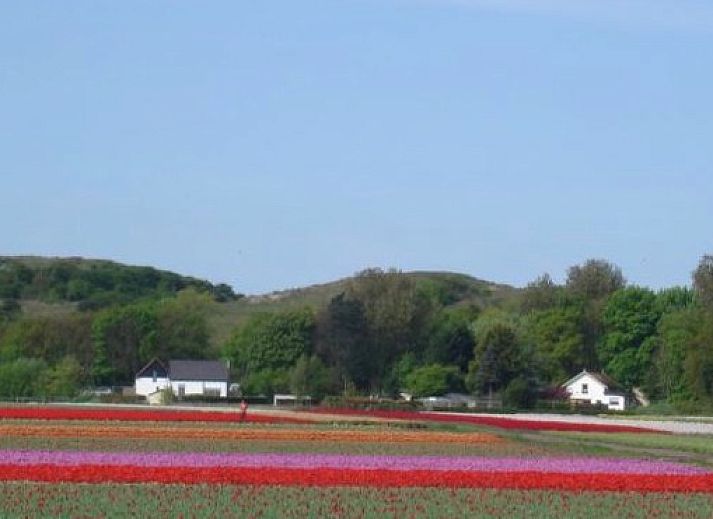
1, 1, 711, 294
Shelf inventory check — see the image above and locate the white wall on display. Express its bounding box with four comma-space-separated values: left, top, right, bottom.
135, 376, 170, 397
170, 380, 228, 398
565, 373, 625, 411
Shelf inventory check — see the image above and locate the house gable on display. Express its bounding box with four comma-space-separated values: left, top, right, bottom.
135, 358, 168, 380
561, 369, 627, 411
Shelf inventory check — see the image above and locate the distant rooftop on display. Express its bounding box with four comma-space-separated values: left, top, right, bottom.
168, 360, 229, 381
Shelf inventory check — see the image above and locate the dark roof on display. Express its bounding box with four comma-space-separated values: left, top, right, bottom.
168, 360, 229, 382
136, 358, 167, 379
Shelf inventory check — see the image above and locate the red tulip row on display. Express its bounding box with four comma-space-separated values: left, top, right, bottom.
315, 408, 656, 433
0, 407, 312, 424
2, 465, 712, 492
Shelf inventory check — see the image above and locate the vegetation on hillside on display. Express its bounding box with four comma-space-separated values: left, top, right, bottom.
0, 256, 239, 309
1, 254, 713, 413
222, 257, 713, 412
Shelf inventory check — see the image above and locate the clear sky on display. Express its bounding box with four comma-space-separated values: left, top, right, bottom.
1, 1, 712, 294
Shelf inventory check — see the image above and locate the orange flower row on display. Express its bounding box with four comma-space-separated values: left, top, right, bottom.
0, 424, 503, 444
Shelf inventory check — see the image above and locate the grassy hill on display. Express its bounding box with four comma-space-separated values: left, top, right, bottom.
0, 255, 238, 310
205, 271, 519, 346
1, 256, 519, 347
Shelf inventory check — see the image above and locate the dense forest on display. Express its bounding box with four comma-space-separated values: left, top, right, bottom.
1, 255, 712, 412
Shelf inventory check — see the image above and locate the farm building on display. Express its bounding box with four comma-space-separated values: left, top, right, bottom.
562, 369, 627, 411
135, 359, 229, 399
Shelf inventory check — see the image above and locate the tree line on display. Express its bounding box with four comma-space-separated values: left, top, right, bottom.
1, 255, 712, 411
0, 289, 215, 398
0, 257, 239, 310
224, 257, 713, 411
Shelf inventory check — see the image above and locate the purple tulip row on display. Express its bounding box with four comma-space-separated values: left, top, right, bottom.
1, 450, 708, 475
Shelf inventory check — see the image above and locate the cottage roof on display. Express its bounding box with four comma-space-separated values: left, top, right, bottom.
135, 358, 168, 379
168, 360, 229, 382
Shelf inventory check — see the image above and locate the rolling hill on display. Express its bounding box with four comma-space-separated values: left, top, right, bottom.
1, 256, 520, 347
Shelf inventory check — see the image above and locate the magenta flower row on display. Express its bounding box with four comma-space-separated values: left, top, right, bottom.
0, 451, 707, 475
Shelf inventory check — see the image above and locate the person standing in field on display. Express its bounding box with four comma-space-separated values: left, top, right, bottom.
239, 399, 248, 423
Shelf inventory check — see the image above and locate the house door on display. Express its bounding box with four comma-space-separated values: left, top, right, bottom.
178, 384, 185, 397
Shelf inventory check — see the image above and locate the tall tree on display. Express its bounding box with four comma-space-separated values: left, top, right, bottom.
693, 254, 713, 310
521, 273, 561, 313
224, 307, 315, 382
315, 293, 371, 389
420, 307, 477, 372
343, 268, 434, 391
599, 287, 660, 388
153, 289, 212, 360
565, 259, 626, 369
91, 303, 158, 385
651, 308, 701, 401
566, 259, 625, 301
467, 312, 522, 395
525, 305, 585, 384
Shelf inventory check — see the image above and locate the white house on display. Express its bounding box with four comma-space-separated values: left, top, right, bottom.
135, 359, 229, 399
562, 370, 627, 411
168, 360, 229, 398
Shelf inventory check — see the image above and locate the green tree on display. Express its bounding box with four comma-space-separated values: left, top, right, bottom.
566, 259, 625, 301
420, 307, 477, 372
521, 274, 561, 313
224, 307, 315, 383
502, 376, 537, 409
0, 299, 21, 324
0, 358, 47, 397
693, 254, 713, 310
525, 305, 585, 383
91, 303, 158, 385
467, 312, 522, 395
565, 259, 626, 370
41, 356, 83, 397
315, 293, 370, 388
241, 368, 290, 396
656, 286, 694, 314
651, 308, 701, 401
0, 314, 93, 368
289, 354, 332, 400
404, 364, 461, 398
153, 289, 212, 360
599, 287, 660, 388
344, 268, 435, 391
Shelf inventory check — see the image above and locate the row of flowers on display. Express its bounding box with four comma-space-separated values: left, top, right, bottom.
2, 451, 707, 475
0, 423, 502, 444
314, 408, 657, 433
0, 407, 311, 424
0, 406, 657, 433
1, 465, 712, 492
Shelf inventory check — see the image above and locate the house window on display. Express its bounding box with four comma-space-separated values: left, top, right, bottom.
610, 398, 619, 405
152, 370, 157, 383
582, 383, 588, 394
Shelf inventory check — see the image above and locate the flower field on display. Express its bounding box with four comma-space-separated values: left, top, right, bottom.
1, 405, 712, 517
312, 408, 660, 433
0, 406, 312, 424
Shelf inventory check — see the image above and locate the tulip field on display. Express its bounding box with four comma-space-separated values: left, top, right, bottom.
1, 405, 713, 517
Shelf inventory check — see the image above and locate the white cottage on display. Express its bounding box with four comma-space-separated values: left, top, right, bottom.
168, 360, 229, 398
562, 370, 627, 411
135, 358, 229, 399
